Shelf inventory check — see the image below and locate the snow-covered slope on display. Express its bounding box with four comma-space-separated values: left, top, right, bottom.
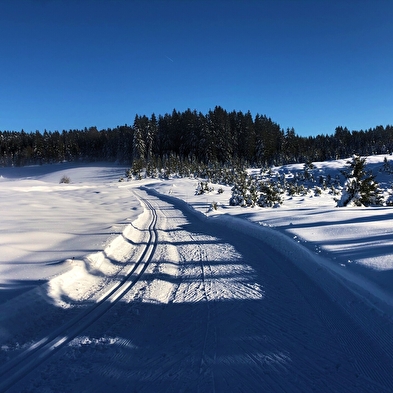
0, 157, 392, 392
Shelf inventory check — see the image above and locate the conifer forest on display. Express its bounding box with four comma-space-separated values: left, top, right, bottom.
1, 106, 392, 168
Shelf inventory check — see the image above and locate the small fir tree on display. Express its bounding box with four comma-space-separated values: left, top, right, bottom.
337, 155, 383, 207
257, 180, 284, 207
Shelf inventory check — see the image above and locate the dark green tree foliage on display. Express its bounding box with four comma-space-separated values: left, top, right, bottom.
254, 114, 284, 166
1, 107, 393, 168
132, 115, 148, 161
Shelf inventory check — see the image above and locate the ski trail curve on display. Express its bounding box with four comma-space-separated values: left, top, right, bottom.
0, 192, 158, 393
135, 188, 393, 393
4, 187, 393, 393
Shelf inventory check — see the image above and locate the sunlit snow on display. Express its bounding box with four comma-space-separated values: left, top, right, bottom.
1, 157, 393, 392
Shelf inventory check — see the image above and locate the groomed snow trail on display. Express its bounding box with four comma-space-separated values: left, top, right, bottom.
0, 190, 158, 392
3, 188, 393, 392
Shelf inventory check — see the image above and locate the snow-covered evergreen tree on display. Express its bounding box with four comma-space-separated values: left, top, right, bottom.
337, 155, 383, 207
257, 180, 284, 207
229, 172, 249, 206
132, 115, 147, 162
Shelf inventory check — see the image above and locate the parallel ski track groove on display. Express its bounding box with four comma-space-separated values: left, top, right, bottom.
0, 192, 158, 393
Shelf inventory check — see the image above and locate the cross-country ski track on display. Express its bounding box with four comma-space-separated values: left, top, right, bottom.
1, 186, 393, 392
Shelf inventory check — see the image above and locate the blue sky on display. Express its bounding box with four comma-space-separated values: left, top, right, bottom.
1, 0, 392, 136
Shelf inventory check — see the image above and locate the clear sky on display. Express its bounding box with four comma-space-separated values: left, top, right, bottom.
1, 0, 392, 136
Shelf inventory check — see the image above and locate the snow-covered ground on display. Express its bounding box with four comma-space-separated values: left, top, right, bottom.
0, 157, 393, 392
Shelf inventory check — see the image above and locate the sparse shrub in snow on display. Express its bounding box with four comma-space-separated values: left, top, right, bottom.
195, 181, 214, 195
381, 156, 393, 173
303, 162, 315, 181
210, 201, 218, 210
195, 182, 204, 195
217, 187, 224, 194
318, 175, 328, 190
125, 168, 132, 179
59, 175, 71, 184
330, 185, 340, 196
314, 186, 322, 196
230, 175, 279, 208
299, 184, 309, 196
257, 180, 284, 207
386, 187, 393, 206
288, 182, 308, 196
287, 182, 298, 196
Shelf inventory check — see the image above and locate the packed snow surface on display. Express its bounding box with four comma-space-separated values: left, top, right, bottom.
0, 158, 393, 392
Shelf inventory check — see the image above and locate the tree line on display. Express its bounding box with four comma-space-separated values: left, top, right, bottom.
1, 106, 392, 167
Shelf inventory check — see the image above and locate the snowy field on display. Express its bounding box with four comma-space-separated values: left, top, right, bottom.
0, 157, 393, 392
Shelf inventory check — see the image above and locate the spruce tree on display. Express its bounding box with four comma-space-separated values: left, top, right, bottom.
337, 155, 383, 206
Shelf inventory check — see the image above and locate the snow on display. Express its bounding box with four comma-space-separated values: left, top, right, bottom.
0, 157, 393, 392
